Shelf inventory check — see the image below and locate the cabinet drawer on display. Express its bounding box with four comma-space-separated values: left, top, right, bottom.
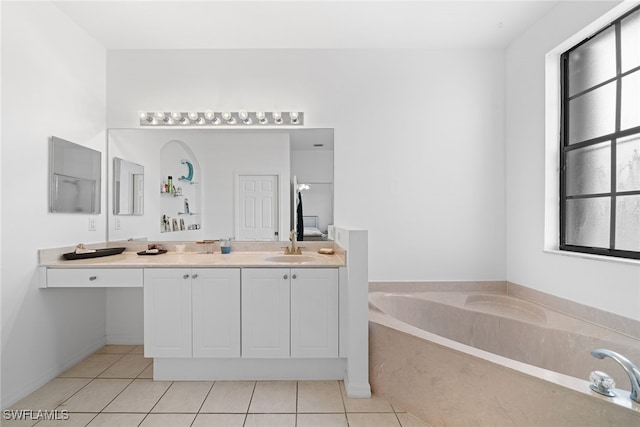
47, 268, 143, 288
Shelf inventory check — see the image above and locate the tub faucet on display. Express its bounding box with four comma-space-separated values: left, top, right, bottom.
284, 230, 302, 255
591, 348, 640, 403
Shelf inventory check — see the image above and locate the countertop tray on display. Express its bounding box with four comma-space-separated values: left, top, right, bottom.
137, 249, 168, 256
62, 247, 126, 260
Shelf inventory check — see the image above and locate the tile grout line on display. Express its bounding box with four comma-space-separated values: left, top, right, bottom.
242, 381, 258, 426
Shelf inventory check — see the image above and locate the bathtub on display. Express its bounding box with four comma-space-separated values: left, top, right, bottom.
368, 285, 640, 426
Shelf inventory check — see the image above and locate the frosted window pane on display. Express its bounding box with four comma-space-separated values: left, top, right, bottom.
565, 198, 610, 248
615, 195, 640, 251
568, 82, 616, 144
568, 26, 616, 96
621, 71, 640, 131
566, 142, 611, 196
617, 135, 640, 192
622, 9, 640, 73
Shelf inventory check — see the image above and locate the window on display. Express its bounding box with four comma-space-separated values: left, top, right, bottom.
560, 5, 640, 260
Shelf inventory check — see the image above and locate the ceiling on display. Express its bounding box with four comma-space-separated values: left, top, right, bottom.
53, 0, 564, 50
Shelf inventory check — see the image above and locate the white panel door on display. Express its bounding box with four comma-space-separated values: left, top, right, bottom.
241, 268, 290, 358
238, 175, 278, 241
192, 268, 241, 358
291, 268, 339, 358
144, 268, 192, 358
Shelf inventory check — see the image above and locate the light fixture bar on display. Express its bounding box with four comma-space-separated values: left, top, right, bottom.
139, 111, 304, 126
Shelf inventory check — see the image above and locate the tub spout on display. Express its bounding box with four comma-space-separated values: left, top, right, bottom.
591, 348, 640, 403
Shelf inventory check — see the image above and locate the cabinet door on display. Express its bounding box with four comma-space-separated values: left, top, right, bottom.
192, 268, 241, 358
144, 268, 192, 358
241, 268, 290, 358
291, 268, 339, 358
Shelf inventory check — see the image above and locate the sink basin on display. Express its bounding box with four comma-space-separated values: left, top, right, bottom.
264, 255, 318, 263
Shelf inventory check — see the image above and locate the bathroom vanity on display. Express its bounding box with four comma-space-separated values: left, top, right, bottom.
38, 228, 371, 398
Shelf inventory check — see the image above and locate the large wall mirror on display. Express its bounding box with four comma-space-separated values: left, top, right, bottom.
113, 157, 144, 215
107, 128, 333, 242
49, 136, 101, 214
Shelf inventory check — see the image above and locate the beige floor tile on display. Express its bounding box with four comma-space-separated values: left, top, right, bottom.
103, 379, 171, 413
137, 364, 153, 379
32, 413, 97, 426
191, 413, 246, 427
98, 354, 152, 379
391, 402, 407, 413
200, 381, 255, 413
244, 413, 296, 427
296, 413, 348, 427
95, 345, 136, 354
340, 382, 394, 413
397, 413, 433, 427
58, 354, 124, 378
129, 345, 145, 355
347, 413, 401, 427
57, 379, 132, 412
151, 381, 213, 413
297, 381, 344, 413
138, 413, 196, 427
9, 378, 92, 411
86, 413, 147, 427
248, 381, 297, 414
0, 420, 37, 427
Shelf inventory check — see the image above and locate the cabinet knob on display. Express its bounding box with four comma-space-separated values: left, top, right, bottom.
292, 274, 297, 279
283, 274, 288, 280
191, 274, 198, 279
183, 274, 190, 279
89, 276, 97, 281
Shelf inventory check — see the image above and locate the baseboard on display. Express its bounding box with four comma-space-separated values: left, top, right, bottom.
343, 370, 371, 398
1, 336, 106, 410
105, 334, 143, 345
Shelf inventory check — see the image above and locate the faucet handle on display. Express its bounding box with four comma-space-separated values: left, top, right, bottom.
589, 371, 616, 397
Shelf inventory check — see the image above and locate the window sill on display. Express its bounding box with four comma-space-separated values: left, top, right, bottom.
543, 249, 640, 266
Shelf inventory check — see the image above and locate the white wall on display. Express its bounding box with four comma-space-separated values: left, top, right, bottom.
505, 1, 640, 320
1, 2, 107, 408
107, 48, 506, 281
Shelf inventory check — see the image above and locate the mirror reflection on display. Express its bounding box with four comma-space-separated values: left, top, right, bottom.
107, 128, 333, 242
49, 136, 101, 214
113, 157, 144, 215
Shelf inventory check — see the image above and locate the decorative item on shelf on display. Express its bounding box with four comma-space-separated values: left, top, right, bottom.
172, 218, 179, 232
180, 159, 194, 181
167, 176, 173, 194
139, 111, 304, 127
184, 198, 190, 214
179, 218, 185, 231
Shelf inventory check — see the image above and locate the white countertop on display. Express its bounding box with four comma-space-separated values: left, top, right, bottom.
41, 250, 345, 268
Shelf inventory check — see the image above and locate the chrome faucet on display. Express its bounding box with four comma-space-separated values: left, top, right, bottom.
591, 348, 640, 403
284, 230, 302, 255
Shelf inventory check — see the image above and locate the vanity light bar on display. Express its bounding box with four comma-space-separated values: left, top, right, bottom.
139, 111, 304, 126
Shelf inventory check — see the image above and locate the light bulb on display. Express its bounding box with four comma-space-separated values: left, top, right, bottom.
238, 110, 248, 120
154, 112, 166, 120
222, 112, 235, 124
140, 112, 153, 123
272, 112, 282, 124
289, 112, 299, 124
204, 110, 215, 121
188, 112, 199, 121
256, 111, 267, 124
171, 112, 182, 121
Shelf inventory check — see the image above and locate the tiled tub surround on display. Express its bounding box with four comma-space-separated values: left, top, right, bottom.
368, 282, 640, 426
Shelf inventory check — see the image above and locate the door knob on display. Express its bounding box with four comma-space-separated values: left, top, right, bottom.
89, 276, 97, 281
292, 274, 297, 279
191, 274, 198, 279
183, 274, 190, 279
283, 274, 288, 280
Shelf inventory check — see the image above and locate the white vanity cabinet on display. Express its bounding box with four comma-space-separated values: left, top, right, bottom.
192, 268, 241, 358
144, 268, 241, 358
241, 268, 291, 358
241, 268, 339, 359
144, 268, 192, 358
291, 268, 339, 358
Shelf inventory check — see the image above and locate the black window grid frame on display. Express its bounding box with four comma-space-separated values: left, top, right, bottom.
560, 5, 640, 261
